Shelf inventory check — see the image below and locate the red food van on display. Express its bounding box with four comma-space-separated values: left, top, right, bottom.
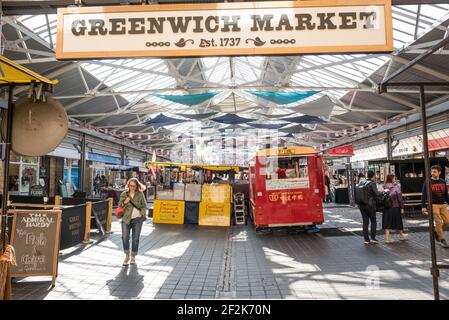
248, 146, 326, 233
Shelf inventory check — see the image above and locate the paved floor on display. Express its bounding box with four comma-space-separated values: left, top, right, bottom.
11, 204, 449, 300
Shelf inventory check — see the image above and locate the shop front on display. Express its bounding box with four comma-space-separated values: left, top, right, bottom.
8, 153, 40, 195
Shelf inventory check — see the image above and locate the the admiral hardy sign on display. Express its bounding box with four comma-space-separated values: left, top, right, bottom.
56, 0, 393, 59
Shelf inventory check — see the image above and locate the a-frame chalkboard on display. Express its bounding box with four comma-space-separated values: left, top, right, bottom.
10, 210, 62, 287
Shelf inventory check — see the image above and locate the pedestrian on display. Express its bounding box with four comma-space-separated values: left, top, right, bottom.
383, 174, 406, 243
422, 165, 449, 248
358, 172, 365, 184
119, 178, 148, 266
356, 171, 384, 244
93, 174, 101, 195
325, 173, 332, 203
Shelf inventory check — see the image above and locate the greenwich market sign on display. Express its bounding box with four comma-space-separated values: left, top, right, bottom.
56, 0, 393, 59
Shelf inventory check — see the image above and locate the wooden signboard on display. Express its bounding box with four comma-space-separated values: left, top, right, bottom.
202, 184, 232, 203
10, 210, 61, 286
153, 200, 185, 224
91, 200, 109, 235
59, 205, 86, 250
56, 0, 393, 59
199, 202, 231, 227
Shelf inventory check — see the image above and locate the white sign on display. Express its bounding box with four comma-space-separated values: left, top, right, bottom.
56, 0, 393, 59
266, 177, 310, 190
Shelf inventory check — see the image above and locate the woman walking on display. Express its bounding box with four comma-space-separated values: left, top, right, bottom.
383, 174, 407, 243
119, 178, 147, 266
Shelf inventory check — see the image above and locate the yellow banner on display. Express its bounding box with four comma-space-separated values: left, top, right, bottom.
199, 202, 231, 227
153, 200, 185, 224
202, 184, 232, 203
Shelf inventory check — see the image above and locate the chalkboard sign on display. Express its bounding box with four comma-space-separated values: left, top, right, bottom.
91, 200, 109, 235
60, 205, 86, 250
10, 210, 61, 286
29, 185, 45, 197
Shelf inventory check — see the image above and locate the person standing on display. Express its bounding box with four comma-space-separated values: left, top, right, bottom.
383, 174, 406, 243
93, 174, 101, 196
119, 178, 147, 266
357, 171, 384, 244
325, 173, 332, 203
422, 165, 449, 248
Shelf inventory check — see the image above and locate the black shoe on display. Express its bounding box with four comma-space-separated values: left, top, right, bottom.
440, 239, 449, 248
434, 231, 440, 242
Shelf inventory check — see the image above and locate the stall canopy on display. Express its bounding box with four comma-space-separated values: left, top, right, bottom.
279, 125, 313, 134
210, 114, 255, 125
0, 55, 58, 85
144, 113, 188, 127
247, 91, 319, 105
281, 115, 327, 124
145, 161, 240, 173
154, 92, 218, 106
175, 112, 218, 120
245, 122, 288, 130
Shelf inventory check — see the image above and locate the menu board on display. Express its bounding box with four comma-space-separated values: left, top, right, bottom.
153, 200, 185, 224
59, 205, 86, 250
10, 210, 61, 286
202, 184, 232, 203
199, 202, 231, 227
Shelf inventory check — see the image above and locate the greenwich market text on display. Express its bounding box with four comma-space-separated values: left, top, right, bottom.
70, 12, 377, 37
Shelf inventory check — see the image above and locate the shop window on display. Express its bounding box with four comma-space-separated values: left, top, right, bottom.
9, 152, 39, 194
265, 157, 308, 180
64, 158, 80, 190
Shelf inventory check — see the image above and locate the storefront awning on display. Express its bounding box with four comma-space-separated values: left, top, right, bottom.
429, 129, 449, 152
0, 55, 58, 85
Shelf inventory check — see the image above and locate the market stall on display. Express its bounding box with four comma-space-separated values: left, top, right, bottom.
145, 162, 238, 227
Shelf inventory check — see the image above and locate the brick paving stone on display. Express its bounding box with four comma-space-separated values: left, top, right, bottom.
12, 211, 449, 300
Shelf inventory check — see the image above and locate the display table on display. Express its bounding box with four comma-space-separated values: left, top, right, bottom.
334, 187, 349, 204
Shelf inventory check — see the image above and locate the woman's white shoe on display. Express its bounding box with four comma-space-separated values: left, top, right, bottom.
123, 254, 130, 266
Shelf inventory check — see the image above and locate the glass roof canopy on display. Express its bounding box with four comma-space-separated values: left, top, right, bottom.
13, 3, 449, 164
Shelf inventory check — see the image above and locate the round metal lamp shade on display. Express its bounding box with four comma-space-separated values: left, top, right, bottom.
2, 97, 68, 156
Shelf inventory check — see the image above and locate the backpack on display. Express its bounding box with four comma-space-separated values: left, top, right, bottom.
376, 190, 393, 212
355, 181, 371, 206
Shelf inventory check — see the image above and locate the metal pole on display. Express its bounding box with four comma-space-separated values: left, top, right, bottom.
121, 145, 125, 166
1, 85, 14, 252
79, 133, 86, 192
420, 85, 440, 300
386, 130, 393, 161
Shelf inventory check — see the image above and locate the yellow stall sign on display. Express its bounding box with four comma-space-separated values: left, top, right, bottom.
199, 202, 231, 227
153, 200, 185, 224
202, 184, 232, 203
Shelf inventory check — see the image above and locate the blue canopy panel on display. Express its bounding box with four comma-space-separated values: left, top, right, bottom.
279, 125, 313, 134
154, 92, 218, 106
211, 114, 255, 125
247, 91, 319, 105
144, 113, 188, 128
281, 115, 327, 124
245, 122, 288, 130
174, 112, 218, 120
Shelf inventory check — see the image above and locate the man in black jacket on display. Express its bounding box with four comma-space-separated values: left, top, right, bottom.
422, 165, 449, 248
358, 171, 384, 244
